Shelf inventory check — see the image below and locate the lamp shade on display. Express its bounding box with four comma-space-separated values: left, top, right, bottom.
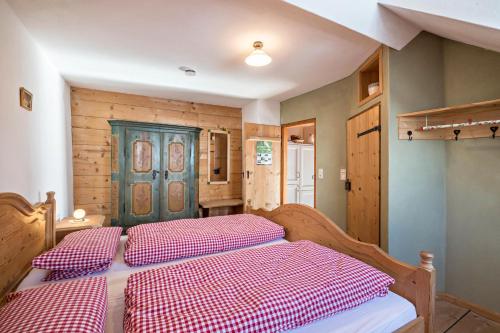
245, 41, 272, 67
73, 209, 86, 221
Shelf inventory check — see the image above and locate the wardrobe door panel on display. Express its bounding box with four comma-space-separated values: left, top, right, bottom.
133, 141, 153, 172
168, 181, 185, 212
124, 129, 161, 226
132, 183, 152, 215
161, 132, 191, 220
168, 142, 185, 172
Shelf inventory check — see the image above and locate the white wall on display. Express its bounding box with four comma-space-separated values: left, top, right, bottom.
242, 99, 280, 126
0, 0, 72, 219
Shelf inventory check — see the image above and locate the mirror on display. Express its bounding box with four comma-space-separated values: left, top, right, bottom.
208, 129, 230, 184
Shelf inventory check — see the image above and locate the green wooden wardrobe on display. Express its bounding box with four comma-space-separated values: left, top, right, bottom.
109, 120, 201, 229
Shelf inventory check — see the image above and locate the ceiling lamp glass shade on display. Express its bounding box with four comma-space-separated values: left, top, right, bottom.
245, 41, 272, 67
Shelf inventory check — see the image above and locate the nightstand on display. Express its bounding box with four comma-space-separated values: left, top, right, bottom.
56, 215, 105, 244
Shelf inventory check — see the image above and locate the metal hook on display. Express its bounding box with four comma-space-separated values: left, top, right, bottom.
453, 129, 461, 141
491, 126, 498, 139
407, 130, 413, 141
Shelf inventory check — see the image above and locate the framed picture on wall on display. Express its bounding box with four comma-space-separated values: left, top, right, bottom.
19, 87, 33, 111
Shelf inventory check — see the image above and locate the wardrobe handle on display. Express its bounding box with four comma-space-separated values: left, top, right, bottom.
164, 170, 169, 180
152, 170, 159, 180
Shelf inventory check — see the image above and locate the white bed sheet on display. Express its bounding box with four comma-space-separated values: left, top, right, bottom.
18, 236, 416, 333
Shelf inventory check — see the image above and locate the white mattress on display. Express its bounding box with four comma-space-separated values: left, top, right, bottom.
18, 236, 416, 333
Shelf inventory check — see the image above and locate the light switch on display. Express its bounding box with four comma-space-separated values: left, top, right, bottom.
318, 168, 324, 179
340, 168, 347, 181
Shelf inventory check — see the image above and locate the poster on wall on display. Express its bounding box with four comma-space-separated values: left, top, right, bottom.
256, 141, 272, 165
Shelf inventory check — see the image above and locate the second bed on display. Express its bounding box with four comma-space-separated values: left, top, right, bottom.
19, 235, 417, 333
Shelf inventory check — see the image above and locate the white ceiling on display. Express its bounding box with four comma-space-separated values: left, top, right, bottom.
7, 0, 381, 107
283, 0, 420, 50
8, 0, 500, 107
380, 0, 500, 53
285, 0, 500, 54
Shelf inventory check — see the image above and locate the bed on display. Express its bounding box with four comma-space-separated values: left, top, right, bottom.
0, 192, 435, 333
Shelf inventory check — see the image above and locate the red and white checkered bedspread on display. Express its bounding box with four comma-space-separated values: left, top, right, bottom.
124, 240, 395, 333
32, 227, 122, 281
124, 214, 285, 266
0, 277, 107, 333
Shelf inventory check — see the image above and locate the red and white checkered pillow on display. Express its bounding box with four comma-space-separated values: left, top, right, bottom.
32, 227, 122, 281
0, 277, 107, 333
124, 214, 285, 266
124, 240, 395, 333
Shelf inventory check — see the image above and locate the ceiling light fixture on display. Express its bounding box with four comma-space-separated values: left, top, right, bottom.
245, 41, 272, 67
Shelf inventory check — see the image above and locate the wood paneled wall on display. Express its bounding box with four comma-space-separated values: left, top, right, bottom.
71, 88, 242, 224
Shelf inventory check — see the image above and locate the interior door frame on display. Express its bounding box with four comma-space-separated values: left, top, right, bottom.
346, 103, 381, 245
280, 118, 316, 207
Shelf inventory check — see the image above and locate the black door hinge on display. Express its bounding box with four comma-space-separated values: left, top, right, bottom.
357, 125, 381, 138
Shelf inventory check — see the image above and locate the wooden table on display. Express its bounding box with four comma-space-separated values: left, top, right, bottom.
199, 199, 244, 217
56, 215, 105, 243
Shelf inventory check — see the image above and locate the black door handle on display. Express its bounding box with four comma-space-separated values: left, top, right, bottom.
164, 170, 169, 180
152, 170, 159, 180
345, 179, 351, 191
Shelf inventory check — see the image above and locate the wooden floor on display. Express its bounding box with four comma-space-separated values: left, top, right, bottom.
435, 298, 500, 333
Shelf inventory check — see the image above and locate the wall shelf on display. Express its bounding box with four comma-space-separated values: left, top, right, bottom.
398, 98, 500, 140
358, 47, 383, 106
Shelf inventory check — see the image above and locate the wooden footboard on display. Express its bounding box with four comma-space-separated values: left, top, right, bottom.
252, 204, 435, 333
0, 192, 56, 304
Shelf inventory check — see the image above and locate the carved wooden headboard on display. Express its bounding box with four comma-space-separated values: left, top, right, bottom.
0, 192, 56, 303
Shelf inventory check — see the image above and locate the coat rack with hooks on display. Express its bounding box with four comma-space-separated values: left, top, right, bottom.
398, 98, 500, 141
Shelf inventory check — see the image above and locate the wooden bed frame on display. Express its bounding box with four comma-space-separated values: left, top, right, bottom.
0, 192, 433, 332
0, 192, 56, 304
252, 204, 435, 333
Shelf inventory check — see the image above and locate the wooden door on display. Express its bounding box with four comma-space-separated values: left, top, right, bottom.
124, 129, 161, 227
244, 139, 281, 211
161, 132, 192, 221
346, 104, 380, 245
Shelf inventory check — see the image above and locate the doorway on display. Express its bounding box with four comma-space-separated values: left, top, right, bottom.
346, 104, 380, 245
281, 119, 316, 207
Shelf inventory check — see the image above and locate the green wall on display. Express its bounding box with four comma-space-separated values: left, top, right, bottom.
387, 33, 447, 290
280, 76, 353, 230
442, 40, 500, 312
281, 33, 500, 311
280, 47, 389, 245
